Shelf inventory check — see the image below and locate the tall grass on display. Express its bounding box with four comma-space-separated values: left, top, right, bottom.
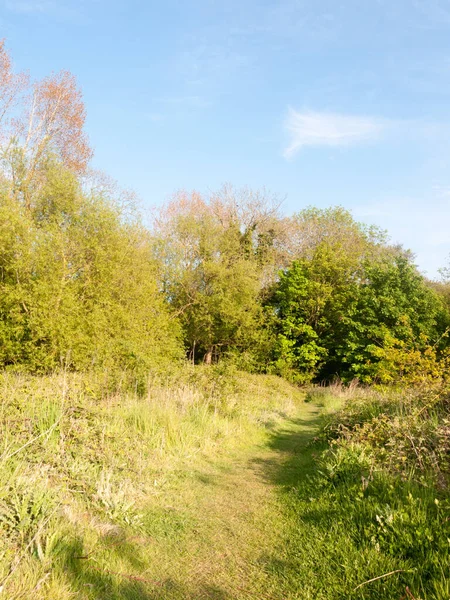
0, 366, 303, 599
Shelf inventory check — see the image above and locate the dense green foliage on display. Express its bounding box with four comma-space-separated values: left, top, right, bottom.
270, 249, 449, 383
155, 196, 450, 383
2, 162, 449, 382
0, 161, 181, 374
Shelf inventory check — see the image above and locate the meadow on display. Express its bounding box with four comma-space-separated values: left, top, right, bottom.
0, 369, 448, 599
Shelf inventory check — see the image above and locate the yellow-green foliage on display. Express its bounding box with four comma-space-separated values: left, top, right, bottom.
0, 161, 182, 373
367, 335, 450, 385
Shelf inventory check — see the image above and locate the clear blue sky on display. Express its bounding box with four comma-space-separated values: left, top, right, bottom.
1, 0, 450, 277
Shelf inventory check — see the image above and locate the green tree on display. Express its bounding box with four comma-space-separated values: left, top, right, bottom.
269, 240, 362, 383
345, 254, 450, 382
153, 187, 282, 364
281, 205, 388, 264
0, 160, 182, 373
270, 244, 449, 383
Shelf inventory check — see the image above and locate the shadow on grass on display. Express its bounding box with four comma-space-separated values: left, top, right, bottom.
253, 407, 326, 488
58, 534, 234, 599
247, 405, 334, 599
58, 537, 156, 599
250, 405, 428, 600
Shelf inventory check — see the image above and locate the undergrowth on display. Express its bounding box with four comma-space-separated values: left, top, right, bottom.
1, 369, 449, 599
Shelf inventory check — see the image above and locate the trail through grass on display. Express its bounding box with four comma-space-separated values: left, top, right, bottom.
60, 401, 322, 599
0, 370, 315, 599
119, 401, 324, 599
2, 373, 447, 599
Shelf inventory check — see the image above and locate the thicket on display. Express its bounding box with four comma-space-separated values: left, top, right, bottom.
0, 41, 181, 376
0, 39, 449, 384
154, 191, 450, 384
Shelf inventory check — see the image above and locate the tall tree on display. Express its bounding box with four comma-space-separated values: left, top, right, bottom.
269, 241, 449, 383
0, 41, 92, 205
153, 186, 282, 363
0, 159, 182, 373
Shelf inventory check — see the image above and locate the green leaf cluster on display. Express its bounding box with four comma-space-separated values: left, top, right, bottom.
0, 160, 182, 373
270, 237, 450, 383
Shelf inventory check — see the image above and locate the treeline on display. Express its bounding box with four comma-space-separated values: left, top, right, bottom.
154, 190, 450, 383
1, 42, 449, 384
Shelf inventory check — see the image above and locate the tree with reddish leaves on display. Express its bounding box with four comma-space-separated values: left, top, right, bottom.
23, 70, 92, 177
0, 40, 92, 204
0, 39, 28, 133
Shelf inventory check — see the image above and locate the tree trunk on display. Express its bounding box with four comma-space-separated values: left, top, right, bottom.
204, 347, 213, 365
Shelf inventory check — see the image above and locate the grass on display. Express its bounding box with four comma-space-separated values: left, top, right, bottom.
266, 383, 450, 600
0, 369, 448, 599
0, 366, 305, 598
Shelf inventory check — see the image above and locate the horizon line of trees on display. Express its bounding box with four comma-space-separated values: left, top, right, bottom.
1, 40, 450, 385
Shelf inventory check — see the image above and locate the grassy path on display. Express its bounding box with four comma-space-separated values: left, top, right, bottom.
5, 375, 447, 599
74, 401, 323, 600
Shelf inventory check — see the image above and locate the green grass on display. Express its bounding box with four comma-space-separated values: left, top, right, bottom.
266, 384, 449, 600
0, 366, 305, 598
0, 370, 448, 599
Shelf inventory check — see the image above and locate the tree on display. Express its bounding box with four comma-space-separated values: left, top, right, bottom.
439, 255, 450, 283
0, 160, 182, 373
0, 39, 28, 134
281, 205, 388, 265
269, 240, 362, 383
267, 208, 386, 382
0, 41, 92, 206
269, 240, 450, 383
0, 42, 182, 376
153, 186, 282, 364
345, 254, 450, 383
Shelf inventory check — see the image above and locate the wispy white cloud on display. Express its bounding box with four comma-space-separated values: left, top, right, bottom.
283, 108, 386, 158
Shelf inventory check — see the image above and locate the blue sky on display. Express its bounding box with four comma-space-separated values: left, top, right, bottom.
1, 0, 450, 277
